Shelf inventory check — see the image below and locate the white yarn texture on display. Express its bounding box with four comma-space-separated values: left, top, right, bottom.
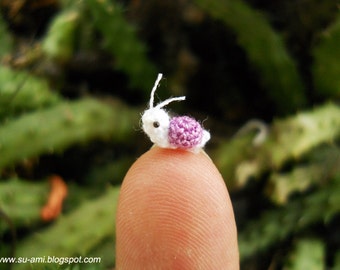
141, 73, 210, 152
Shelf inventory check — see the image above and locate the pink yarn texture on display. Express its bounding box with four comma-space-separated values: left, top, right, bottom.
168, 116, 203, 148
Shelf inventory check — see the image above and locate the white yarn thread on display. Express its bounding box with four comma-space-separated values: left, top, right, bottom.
142, 73, 185, 148
149, 73, 186, 109
198, 130, 211, 148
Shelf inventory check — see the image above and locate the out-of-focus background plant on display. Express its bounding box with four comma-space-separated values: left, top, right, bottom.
0, 0, 339, 269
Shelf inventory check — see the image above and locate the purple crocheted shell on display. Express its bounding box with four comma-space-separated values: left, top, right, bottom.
168, 116, 203, 148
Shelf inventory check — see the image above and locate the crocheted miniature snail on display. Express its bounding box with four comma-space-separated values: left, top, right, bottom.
142, 73, 210, 152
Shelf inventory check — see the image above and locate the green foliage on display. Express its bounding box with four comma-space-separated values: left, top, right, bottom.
0, 178, 48, 233
42, 9, 80, 63
0, 98, 138, 172
86, 0, 157, 93
215, 104, 340, 264
334, 251, 340, 270
267, 164, 324, 204
193, 0, 306, 113
0, 1, 339, 269
0, 65, 61, 119
284, 238, 325, 270
0, 12, 13, 58
215, 103, 340, 189
85, 157, 133, 186
313, 11, 340, 98
239, 175, 340, 260
13, 187, 119, 270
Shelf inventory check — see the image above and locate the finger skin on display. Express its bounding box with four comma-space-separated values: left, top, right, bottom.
116, 147, 239, 269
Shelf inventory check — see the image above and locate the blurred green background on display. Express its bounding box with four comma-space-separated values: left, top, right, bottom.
0, 0, 339, 269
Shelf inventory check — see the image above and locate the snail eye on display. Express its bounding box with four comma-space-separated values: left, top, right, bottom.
153, 121, 160, 128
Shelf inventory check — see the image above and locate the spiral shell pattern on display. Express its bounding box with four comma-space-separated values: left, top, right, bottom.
168, 116, 203, 149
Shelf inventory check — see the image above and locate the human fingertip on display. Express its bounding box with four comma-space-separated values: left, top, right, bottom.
116, 147, 239, 269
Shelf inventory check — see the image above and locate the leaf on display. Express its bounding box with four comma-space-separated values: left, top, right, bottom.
0, 65, 61, 119
86, 0, 157, 93
0, 12, 13, 59
284, 238, 325, 270
313, 12, 340, 98
42, 9, 80, 62
0, 98, 138, 172
194, 0, 306, 113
